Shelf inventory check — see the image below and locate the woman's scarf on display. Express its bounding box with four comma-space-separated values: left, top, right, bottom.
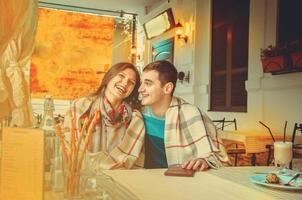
88, 96, 132, 153
90, 96, 131, 128
64, 96, 145, 170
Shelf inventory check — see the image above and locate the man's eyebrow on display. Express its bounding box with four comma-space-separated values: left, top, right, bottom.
144, 79, 153, 83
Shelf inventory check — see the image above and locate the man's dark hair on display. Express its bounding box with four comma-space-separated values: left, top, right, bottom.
143, 60, 178, 94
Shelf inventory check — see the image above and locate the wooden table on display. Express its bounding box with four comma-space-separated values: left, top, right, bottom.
220, 130, 302, 165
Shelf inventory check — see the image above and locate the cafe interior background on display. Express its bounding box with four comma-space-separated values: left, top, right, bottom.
1, 0, 302, 167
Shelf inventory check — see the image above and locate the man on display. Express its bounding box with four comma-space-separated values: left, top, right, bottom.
138, 60, 229, 171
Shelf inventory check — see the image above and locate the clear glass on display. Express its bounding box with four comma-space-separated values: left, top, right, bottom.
64, 173, 85, 200
274, 141, 293, 168
62, 153, 140, 200
62, 152, 87, 200
80, 153, 117, 200
81, 172, 117, 200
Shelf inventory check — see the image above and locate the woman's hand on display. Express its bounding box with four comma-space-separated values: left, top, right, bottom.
182, 158, 209, 171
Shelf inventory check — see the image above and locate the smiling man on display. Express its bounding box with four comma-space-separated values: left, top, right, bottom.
139, 60, 229, 171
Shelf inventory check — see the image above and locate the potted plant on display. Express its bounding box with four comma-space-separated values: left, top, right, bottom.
288, 38, 302, 68
260, 44, 291, 73
261, 38, 302, 73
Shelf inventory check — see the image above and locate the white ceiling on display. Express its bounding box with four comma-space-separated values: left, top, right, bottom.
40, 0, 165, 16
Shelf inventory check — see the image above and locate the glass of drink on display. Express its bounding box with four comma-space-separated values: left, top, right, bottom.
274, 141, 293, 169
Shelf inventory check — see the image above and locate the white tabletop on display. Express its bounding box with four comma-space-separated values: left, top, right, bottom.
103, 166, 302, 200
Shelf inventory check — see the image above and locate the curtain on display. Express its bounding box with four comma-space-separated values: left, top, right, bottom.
0, 0, 38, 126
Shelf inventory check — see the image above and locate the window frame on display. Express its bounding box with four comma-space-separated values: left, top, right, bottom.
209, 0, 249, 113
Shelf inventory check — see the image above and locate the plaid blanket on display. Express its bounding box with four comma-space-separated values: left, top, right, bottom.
63, 96, 145, 169
165, 97, 230, 169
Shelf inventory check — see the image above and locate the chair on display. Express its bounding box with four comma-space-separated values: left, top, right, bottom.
262, 121, 301, 167
213, 118, 237, 131
290, 123, 302, 169
212, 118, 225, 130
213, 118, 245, 166
258, 121, 276, 165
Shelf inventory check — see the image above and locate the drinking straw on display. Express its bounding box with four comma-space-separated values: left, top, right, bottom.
259, 121, 275, 142
283, 120, 287, 143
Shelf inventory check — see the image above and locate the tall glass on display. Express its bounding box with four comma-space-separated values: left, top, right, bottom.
274, 141, 293, 169
64, 172, 84, 200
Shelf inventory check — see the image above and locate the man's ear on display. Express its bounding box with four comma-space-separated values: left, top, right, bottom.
163, 82, 174, 95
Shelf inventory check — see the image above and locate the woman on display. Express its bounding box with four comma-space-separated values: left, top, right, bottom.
63, 62, 145, 170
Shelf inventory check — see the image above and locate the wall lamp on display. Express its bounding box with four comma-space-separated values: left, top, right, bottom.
175, 21, 188, 43
178, 71, 190, 83
130, 45, 137, 55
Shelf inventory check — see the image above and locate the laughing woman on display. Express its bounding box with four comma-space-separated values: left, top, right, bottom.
63, 62, 145, 170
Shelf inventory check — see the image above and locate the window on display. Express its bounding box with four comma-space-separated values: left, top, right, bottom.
210, 0, 249, 112
152, 38, 174, 63
278, 0, 302, 44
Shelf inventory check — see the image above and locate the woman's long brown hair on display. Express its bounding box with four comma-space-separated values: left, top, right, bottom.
91, 62, 141, 110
